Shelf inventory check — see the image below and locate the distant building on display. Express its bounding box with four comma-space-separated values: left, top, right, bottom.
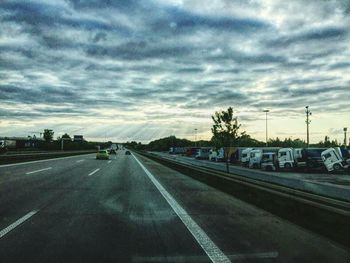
73, 135, 84, 143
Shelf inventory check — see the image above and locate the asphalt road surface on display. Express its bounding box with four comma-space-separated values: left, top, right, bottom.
0, 150, 349, 263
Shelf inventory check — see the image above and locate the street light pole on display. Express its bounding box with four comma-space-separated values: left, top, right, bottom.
194, 128, 198, 147
61, 137, 71, 151
263, 110, 269, 147
344, 127, 348, 147
305, 106, 312, 147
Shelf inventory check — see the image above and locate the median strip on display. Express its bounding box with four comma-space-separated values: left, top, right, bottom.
25, 167, 52, 175
0, 210, 38, 238
88, 168, 100, 176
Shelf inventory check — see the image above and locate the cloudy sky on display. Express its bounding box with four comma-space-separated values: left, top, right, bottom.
1, 0, 349, 143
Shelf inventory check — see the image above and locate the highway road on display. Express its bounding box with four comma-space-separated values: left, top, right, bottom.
0, 150, 349, 262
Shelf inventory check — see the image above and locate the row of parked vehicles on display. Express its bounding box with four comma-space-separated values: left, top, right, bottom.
169, 146, 350, 173
244, 147, 350, 173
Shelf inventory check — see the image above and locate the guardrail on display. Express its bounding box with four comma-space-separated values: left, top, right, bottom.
0, 150, 96, 164
135, 150, 350, 248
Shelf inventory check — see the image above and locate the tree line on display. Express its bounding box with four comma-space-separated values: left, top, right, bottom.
31, 129, 105, 151
125, 107, 345, 152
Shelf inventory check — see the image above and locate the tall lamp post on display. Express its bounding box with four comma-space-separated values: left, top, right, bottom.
194, 128, 198, 147
344, 127, 348, 147
305, 106, 312, 147
61, 137, 71, 151
263, 110, 269, 147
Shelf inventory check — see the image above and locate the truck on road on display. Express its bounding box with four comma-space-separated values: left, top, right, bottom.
261, 152, 278, 171
195, 147, 212, 159
276, 148, 326, 171
169, 147, 187, 155
209, 148, 224, 161
241, 148, 254, 167
248, 147, 280, 169
321, 147, 349, 172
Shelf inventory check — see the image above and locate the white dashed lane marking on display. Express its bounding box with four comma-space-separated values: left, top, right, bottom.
25, 167, 52, 175
88, 168, 100, 176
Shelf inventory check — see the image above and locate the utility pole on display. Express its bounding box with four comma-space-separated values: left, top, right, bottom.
344, 127, 348, 147
305, 106, 312, 147
263, 110, 269, 147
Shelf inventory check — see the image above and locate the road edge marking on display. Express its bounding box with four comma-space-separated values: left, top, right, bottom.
0, 210, 39, 238
132, 153, 231, 263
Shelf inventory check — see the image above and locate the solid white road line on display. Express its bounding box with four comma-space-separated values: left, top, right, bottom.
0, 210, 38, 238
76, 159, 84, 163
88, 168, 100, 176
132, 252, 279, 262
132, 153, 230, 263
25, 167, 52, 175
0, 153, 94, 168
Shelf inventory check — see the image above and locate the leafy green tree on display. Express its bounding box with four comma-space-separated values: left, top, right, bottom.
312, 136, 340, 148
62, 133, 71, 140
43, 129, 54, 143
237, 134, 265, 147
146, 136, 192, 151
211, 107, 244, 173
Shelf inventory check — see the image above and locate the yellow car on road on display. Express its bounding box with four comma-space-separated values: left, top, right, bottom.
96, 150, 109, 160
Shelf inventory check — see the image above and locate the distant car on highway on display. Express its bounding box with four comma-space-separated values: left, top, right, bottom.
96, 150, 109, 160
125, 151, 131, 155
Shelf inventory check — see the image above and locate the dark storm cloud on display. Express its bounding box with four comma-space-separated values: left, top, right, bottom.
267, 26, 348, 47
0, 84, 78, 104
84, 42, 191, 60
92, 32, 107, 43
278, 85, 349, 97
209, 48, 287, 65
0, 2, 117, 31
66, 0, 141, 11
152, 7, 271, 34
328, 62, 350, 70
